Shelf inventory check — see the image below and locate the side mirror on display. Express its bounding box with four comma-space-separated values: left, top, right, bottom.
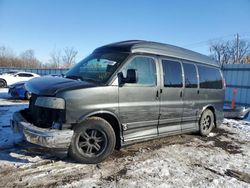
118, 69, 137, 85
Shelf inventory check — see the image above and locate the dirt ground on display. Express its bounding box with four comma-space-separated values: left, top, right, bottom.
0, 125, 250, 188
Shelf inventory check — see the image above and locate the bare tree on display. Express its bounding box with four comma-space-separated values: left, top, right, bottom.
243, 55, 250, 64
20, 49, 41, 68
238, 40, 250, 63
210, 41, 233, 66
209, 38, 250, 66
0, 46, 14, 58
62, 47, 78, 68
49, 47, 78, 68
49, 49, 62, 68
1, 45, 79, 68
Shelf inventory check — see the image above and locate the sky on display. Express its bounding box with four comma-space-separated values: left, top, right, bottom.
0, 0, 250, 63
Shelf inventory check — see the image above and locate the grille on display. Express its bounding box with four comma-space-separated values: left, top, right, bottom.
28, 94, 65, 128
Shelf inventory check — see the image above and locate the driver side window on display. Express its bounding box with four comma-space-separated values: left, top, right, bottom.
122, 56, 156, 86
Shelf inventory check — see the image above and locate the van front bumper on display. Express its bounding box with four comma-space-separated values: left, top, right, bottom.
11, 111, 74, 149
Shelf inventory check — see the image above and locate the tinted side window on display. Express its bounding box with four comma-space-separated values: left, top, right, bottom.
162, 60, 183, 88
122, 57, 156, 85
198, 65, 222, 89
17, 73, 34, 77
183, 63, 198, 88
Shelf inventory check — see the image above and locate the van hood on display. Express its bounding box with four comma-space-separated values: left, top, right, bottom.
25, 76, 98, 96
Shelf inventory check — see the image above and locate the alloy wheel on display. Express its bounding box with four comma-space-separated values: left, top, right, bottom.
77, 129, 107, 157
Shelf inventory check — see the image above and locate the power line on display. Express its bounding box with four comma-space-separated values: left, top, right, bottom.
183, 32, 250, 48
183, 34, 234, 47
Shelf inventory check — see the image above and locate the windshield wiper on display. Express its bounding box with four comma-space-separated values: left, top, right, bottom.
81, 76, 100, 83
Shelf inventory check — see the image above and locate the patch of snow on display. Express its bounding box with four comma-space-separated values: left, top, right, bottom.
208, 132, 217, 137
0, 88, 28, 149
223, 118, 250, 133
0, 88, 9, 98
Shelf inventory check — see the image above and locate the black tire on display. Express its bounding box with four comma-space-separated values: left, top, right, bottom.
69, 117, 116, 164
25, 91, 31, 100
199, 109, 215, 136
0, 79, 7, 88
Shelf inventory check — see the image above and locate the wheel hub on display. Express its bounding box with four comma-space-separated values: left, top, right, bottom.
77, 129, 105, 156
202, 115, 211, 130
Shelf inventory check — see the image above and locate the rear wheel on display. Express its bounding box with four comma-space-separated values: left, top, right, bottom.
0, 79, 6, 88
69, 117, 116, 164
199, 109, 214, 136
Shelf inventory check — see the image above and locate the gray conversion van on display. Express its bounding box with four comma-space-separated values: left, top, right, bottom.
12, 40, 225, 163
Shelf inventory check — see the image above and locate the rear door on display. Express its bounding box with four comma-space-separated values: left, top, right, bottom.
158, 58, 184, 135
118, 55, 160, 142
181, 62, 199, 131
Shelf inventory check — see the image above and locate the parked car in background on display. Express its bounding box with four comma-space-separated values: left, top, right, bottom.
8, 74, 62, 99
0, 71, 40, 87
224, 104, 250, 119
11, 40, 225, 164
8, 81, 31, 100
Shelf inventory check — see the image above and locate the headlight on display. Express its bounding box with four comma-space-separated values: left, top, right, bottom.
35, 97, 65, 109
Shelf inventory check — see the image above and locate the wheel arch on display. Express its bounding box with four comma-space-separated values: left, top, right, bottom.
77, 110, 123, 149
199, 104, 217, 127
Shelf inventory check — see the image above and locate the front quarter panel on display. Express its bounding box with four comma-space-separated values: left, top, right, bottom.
57, 86, 119, 124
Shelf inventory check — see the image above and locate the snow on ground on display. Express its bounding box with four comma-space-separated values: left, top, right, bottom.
223, 118, 250, 134
0, 88, 250, 187
0, 88, 28, 149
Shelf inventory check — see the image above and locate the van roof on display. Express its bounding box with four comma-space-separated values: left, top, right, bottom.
94, 40, 220, 68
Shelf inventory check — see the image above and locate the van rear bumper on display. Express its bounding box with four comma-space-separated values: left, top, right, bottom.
11, 111, 74, 149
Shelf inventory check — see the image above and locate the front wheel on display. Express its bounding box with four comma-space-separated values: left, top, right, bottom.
69, 117, 116, 164
199, 109, 214, 136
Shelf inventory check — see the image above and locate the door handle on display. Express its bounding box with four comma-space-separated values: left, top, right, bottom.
156, 90, 160, 100
180, 91, 183, 98
197, 90, 200, 94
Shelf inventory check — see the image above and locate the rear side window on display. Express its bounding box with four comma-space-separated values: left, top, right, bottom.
162, 60, 183, 87
17, 73, 34, 77
122, 56, 156, 85
198, 65, 222, 89
183, 63, 198, 88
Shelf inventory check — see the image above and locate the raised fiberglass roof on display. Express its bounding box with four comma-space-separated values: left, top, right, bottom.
94, 40, 220, 67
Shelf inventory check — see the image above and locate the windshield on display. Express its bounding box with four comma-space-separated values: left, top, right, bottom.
65, 52, 129, 83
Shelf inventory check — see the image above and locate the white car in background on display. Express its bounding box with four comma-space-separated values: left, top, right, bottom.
0, 71, 40, 87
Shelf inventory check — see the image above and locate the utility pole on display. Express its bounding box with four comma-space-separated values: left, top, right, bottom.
236, 33, 240, 64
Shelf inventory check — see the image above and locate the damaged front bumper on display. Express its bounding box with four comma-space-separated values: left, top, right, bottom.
11, 111, 74, 149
